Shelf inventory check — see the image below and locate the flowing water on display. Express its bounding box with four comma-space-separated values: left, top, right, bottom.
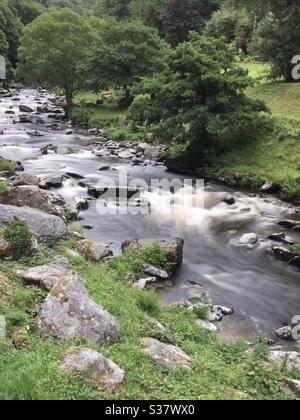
1, 89, 300, 342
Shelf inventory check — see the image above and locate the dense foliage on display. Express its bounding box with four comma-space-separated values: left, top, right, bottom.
17, 8, 94, 116
130, 33, 267, 152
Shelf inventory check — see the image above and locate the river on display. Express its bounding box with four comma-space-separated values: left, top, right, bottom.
1, 88, 300, 342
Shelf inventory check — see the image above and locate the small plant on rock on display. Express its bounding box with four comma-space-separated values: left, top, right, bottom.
4, 220, 33, 260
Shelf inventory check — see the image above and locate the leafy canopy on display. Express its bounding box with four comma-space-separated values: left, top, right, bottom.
17, 8, 95, 115
130, 33, 267, 152
87, 18, 165, 94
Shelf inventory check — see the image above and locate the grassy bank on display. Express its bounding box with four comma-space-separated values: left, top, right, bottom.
209, 63, 300, 200
0, 240, 295, 400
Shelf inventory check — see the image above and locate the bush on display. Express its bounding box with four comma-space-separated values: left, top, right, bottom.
192, 303, 209, 320
4, 221, 33, 260
136, 290, 161, 316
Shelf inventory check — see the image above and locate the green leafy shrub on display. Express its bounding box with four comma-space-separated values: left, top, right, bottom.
4, 221, 33, 260
0, 179, 9, 193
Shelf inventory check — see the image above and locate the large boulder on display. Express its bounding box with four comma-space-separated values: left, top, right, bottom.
121, 238, 184, 272
0, 186, 65, 218
76, 239, 113, 262
60, 347, 125, 392
37, 271, 120, 345
0, 204, 67, 244
140, 337, 191, 369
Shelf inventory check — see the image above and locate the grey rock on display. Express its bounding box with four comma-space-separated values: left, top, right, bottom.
143, 264, 169, 280
0, 186, 65, 218
39, 175, 63, 189
140, 337, 191, 369
18, 261, 69, 290
132, 277, 157, 290
286, 379, 300, 398
19, 105, 34, 113
0, 204, 67, 244
37, 271, 120, 345
76, 239, 113, 262
274, 326, 293, 340
74, 197, 89, 211
195, 319, 218, 332
268, 351, 300, 373
12, 174, 39, 187
238, 233, 258, 245
60, 347, 125, 392
267, 232, 294, 245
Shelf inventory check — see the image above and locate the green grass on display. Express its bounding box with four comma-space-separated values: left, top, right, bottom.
0, 242, 295, 400
207, 62, 300, 200
0, 159, 16, 172
0, 179, 9, 194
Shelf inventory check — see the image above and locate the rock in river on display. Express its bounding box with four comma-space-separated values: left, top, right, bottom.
37, 271, 120, 345
60, 347, 125, 392
0, 204, 67, 245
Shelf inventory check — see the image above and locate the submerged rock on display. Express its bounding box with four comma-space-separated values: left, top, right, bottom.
37, 271, 120, 345
19, 105, 34, 113
140, 337, 191, 369
60, 348, 125, 392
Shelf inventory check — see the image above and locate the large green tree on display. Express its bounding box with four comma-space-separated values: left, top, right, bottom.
87, 18, 165, 105
130, 33, 267, 153
161, 0, 200, 47
250, 0, 300, 81
18, 8, 94, 117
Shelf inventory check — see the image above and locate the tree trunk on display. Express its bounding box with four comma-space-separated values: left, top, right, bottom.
63, 84, 74, 120
118, 87, 133, 108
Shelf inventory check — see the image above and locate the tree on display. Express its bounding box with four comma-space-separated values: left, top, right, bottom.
14, 0, 43, 24
161, 0, 200, 47
192, 0, 222, 23
94, 0, 130, 19
205, 4, 252, 52
251, 0, 300, 81
130, 33, 267, 154
128, 0, 167, 29
0, 0, 23, 67
17, 8, 94, 117
87, 19, 165, 105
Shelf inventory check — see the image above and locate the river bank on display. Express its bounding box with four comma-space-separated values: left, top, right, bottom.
0, 88, 300, 400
